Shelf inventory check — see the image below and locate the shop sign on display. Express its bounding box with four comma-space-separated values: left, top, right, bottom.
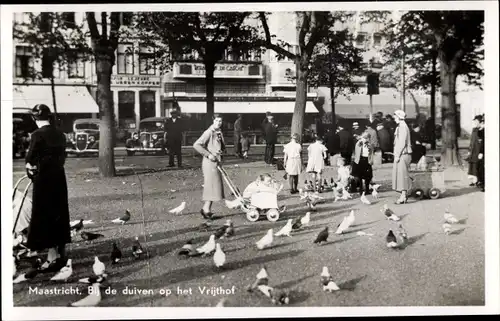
173, 62, 263, 79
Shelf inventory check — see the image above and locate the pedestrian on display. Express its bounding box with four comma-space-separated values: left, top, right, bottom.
25, 104, 71, 272
410, 122, 427, 165
193, 114, 226, 219
325, 126, 341, 171
466, 115, 482, 186
476, 115, 485, 191
376, 122, 392, 163
240, 132, 251, 159
263, 115, 278, 165
315, 116, 325, 140
338, 122, 354, 165
306, 134, 329, 192
352, 121, 363, 139
391, 110, 413, 204
165, 107, 184, 168
351, 132, 374, 194
283, 133, 302, 194
261, 111, 271, 133
233, 114, 243, 158
364, 122, 379, 151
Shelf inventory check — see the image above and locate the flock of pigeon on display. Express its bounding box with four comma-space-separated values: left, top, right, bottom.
12, 176, 466, 307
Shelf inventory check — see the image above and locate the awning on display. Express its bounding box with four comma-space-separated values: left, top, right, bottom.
13, 85, 99, 114
178, 101, 319, 114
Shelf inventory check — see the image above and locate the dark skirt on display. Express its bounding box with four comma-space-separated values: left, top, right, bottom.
411, 144, 427, 163
351, 157, 373, 181
468, 161, 479, 177
26, 166, 71, 251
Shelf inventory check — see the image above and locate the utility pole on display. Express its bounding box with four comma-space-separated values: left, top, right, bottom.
328, 39, 336, 134
401, 53, 406, 112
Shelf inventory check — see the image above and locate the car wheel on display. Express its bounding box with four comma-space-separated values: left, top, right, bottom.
127, 150, 135, 156
246, 209, 260, 222
413, 189, 425, 200
266, 209, 280, 222
428, 188, 441, 199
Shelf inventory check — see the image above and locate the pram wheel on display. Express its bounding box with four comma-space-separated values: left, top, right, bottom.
428, 188, 441, 199
246, 209, 260, 222
266, 209, 280, 222
413, 189, 425, 200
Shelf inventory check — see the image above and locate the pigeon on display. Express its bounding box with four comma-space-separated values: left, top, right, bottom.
443, 223, 452, 235
215, 298, 226, 307
223, 220, 235, 238
444, 210, 459, 224
80, 231, 104, 242
291, 217, 302, 230
78, 274, 107, 284
214, 225, 227, 240
50, 259, 73, 281
70, 283, 101, 307
371, 184, 381, 199
381, 204, 400, 221
213, 243, 226, 268
13, 258, 42, 284
360, 192, 371, 205
197, 235, 216, 255
324, 280, 341, 292
321, 267, 340, 292
70, 219, 84, 231
178, 240, 195, 257
110, 242, 122, 264
335, 210, 355, 234
314, 227, 329, 244
256, 229, 274, 250
341, 188, 352, 200
271, 289, 290, 305
169, 201, 186, 214
247, 266, 270, 293
386, 230, 398, 248
257, 284, 274, 297
132, 236, 144, 259
112, 210, 131, 224
301, 212, 311, 226
397, 224, 408, 241
93, 256, 106, 276
70, 219, 95, 227
275, 219, 293, 237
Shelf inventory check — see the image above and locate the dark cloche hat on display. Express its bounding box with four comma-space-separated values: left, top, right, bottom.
473, 115, 483, 122
32, 104, 52, 121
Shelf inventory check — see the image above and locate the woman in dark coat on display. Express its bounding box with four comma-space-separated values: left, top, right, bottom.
410, 123, 427, 164
25, 104, 71, 270
193, 114, 226, 219
467, 115, 482, 186
476, 116, 485, 191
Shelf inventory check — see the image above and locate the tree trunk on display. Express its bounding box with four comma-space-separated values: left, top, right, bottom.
292, 64, 308, 142
50, 75, 58, 127
204, 60, 216, 127
330, 78, 337, 134
439, 60, 461, 167
429, 51, 437, 150
95, 52, 116, 177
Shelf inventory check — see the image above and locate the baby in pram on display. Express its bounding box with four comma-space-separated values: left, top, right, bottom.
226, 173, 285, 222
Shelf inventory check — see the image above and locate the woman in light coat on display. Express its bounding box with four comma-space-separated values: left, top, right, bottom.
193, 114, 225, 219
283, 133, 302, 194
392, 110, 413, 204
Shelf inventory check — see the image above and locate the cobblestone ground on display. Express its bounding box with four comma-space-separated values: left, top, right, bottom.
12, 152, 484, 307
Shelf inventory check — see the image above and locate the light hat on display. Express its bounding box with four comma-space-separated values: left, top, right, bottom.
393, 110, 406, 120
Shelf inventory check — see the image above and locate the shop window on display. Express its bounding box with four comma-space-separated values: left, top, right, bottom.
140, 91, 156, 119
139, 45, 156, 75
118, 91, 136, 128
15, 46, 33, 78
117, 43, 134, 74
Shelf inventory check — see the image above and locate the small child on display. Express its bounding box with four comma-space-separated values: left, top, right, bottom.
306, 135, 328, 192
243, 173, 283, 200
336, 157, 351, 189
351, 132, 374, 194
283, 133, 302, 194
240, 133, 251, 159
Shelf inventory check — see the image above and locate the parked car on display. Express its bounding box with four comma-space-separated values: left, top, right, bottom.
66, 119, 100, 157
13, 118, 31, 159
126, 117, 168, 156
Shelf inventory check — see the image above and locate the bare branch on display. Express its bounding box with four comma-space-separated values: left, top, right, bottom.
85, 12, 100, 40
298, 12, 311, 49
194, 13, 208, 43
304, 13, 326, 55
101, 12, 108, 41
258, 12, 297, 60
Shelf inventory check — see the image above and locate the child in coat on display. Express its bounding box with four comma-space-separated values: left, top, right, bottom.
240, 133, 251, 159
283, 133, 302, 194
306, 135, 329, 192
350, 132, 374, 194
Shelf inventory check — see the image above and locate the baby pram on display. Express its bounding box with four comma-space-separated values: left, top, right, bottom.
13, 175, 33, 257
217, 165, 281, 222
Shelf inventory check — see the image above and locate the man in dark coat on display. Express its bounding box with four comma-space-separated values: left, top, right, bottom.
263, 115, 278, 164
315, 116, 325, 139
376, 122, 393, 163
467, 115, 482, 186
410, 123, 426, 164
233, 114, 243, 158
261, 111, 271, 133
476, 115, 485, 191
337, 123, 354, 164
25, 104, 71, 271
165, 107, 184, 168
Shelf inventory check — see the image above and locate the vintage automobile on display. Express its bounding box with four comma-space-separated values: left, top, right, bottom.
66, 119, 100, 157
125, 117, 168, 156
13, 118, 31, 159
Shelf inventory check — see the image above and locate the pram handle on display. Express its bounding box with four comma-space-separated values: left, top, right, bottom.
217, 164, 243, 199
12, 175, 32, 234
13, 175, 30, 199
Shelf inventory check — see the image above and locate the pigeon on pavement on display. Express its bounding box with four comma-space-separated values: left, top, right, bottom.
169, 201, 186, 214
13, 258, 42, 284
386, 230, 398, 248
444, 210, 459, 224
381, 204, 400, 221
314, 227, 329, 244
178, 240, 195, 257
110, 242, 122, 264
360, 192, 371, 205
93, 256, 105, 276
132, 237, 144, 259
112, 210, 131, 224
335, 210, 355, 234
197, 235, 216, 256
256, 229, 274, 250
78, 274, 107, 284
50, 259, 72, 281
213, 243, 226, 268
275, 219, 293, 237
70, 283, 101, 307
81, 231, 104, 242
70, 219, 84, 232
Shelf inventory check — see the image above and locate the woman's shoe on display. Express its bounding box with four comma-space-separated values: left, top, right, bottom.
200, 209, 214, 220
